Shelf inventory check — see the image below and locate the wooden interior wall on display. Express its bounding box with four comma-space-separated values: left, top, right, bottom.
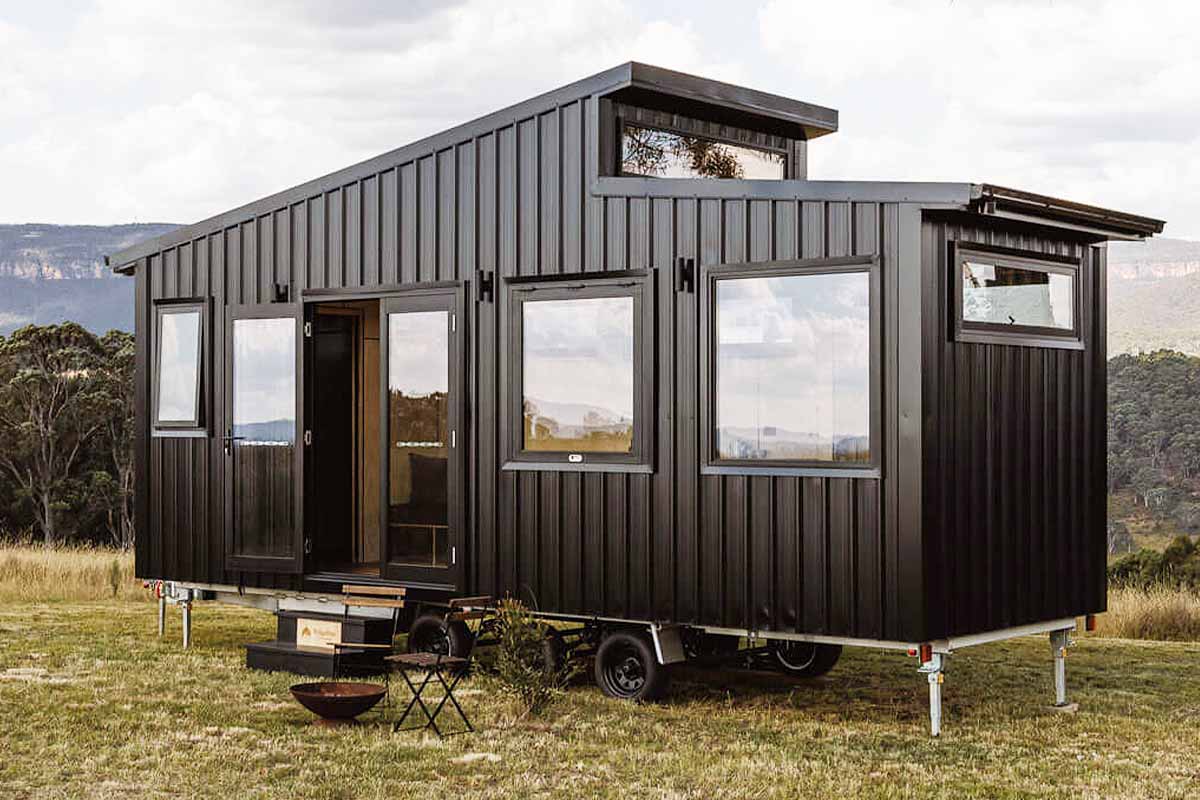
136, 89, 925, 641
920, 215, 1108, 638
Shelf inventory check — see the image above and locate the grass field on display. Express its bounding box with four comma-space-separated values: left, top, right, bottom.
4, 548, 1200, 798
2, 598, 1200, 799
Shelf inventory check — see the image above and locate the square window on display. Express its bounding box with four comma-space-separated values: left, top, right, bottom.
505, 275, 653, 471
703, 257, 880, 475
154, 301, 207, 432
954, 244, 1081, 349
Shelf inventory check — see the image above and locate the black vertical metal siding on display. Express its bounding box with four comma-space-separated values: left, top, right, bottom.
919, 215, 1107, 639
136, 87, 926, 641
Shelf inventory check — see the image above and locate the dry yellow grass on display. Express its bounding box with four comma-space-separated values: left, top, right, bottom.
0, 544, 145, 602
1091, 584, 1200, 641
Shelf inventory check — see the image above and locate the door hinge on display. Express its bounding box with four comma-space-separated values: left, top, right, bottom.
451, 313, 456, 333
304, 538, 312, 555
451, 429, 456, 448
303, 429, 312, 446
451, 545, 456, 565
304, 321, 312, 338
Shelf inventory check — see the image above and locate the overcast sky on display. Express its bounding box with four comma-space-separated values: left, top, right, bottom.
1, 1, 1193, 236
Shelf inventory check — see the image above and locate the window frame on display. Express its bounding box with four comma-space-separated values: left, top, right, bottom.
951, 242, 1083, 351
502, 271, 655, 473
700, 256, 882, 478
152, 297, 210, 436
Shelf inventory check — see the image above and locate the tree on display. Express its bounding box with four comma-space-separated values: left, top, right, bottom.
0, 324, 107, 546
86, 330, 135, 548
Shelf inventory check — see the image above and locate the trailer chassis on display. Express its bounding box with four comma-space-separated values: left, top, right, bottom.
148, 580, 1080, 736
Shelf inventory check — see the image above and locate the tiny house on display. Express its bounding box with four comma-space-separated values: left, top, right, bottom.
110, 63, 1163, 734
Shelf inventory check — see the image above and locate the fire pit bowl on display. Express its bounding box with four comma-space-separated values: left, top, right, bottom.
289, 682, 387, 726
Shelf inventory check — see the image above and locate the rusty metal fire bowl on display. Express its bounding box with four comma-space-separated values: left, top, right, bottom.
290, 682, 387, 726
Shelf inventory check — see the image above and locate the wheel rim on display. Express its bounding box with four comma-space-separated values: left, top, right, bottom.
603, 644, 646, 697
774, 642, 818, 672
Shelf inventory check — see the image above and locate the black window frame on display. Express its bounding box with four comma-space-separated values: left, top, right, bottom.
951, 242, 1083, 351
152, 297, 210, 436
502, 271, 655, 473
700, 256, 882, 478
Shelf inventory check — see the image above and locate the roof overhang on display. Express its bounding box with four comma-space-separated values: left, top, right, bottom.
971, 183, 1165, 241
604, 62, 839, 142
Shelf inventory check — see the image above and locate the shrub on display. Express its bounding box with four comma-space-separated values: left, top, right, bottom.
1108, 536, 1200, 590
493, 597, 565, 717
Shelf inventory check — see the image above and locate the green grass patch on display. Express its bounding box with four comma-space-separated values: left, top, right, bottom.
3, 600, 1200, 798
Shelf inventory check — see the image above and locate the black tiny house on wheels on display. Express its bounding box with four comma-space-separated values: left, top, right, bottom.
111, 63, 1163, 734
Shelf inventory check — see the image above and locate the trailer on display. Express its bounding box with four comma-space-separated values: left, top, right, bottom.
111, 63, 1164, 735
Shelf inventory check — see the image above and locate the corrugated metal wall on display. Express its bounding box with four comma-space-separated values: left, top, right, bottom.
135, 86, 927, 640
919, 215, 1108, 638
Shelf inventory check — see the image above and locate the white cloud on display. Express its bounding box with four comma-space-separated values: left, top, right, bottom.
0, 0, 1191, 234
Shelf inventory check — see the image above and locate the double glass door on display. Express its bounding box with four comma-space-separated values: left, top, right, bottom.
222, 290, 461, 588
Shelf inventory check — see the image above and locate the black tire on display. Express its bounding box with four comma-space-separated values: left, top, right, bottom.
594, 630, 669, 702
770, 641, 842, 678
407, 614, 472, 658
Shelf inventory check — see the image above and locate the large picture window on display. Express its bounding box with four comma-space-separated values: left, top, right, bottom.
505, 274, 653, 470
703, 257, 880, 475
953, 244, 1082, 349
153, 300, 207, 433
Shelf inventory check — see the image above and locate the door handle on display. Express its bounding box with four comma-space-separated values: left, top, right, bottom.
222, 428, 245, 456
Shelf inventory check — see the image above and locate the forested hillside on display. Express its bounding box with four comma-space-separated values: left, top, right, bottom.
1108, 350, 1200, 541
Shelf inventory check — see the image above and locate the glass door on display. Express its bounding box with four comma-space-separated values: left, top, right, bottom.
223, 304, 305, 573
380, 291, 462, 586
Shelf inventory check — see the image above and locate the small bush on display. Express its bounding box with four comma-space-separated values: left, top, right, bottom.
1093, 586, 1200, 641
1108, 536, 1200, 590
493, 597, 565, 717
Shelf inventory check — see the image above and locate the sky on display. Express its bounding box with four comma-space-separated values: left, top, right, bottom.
0, 0, 1194, 236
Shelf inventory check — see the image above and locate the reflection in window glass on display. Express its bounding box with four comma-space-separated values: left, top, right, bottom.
231, 317, 296, 559
387, 311, 450, 568
523, 297, 634, 453
961, 261, 1074, 330
232, 318, 296, 443
622, 125, 785, 180
156, 310, 201, 423
716, 272, 871, 463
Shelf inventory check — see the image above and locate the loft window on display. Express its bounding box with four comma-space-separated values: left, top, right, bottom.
620, 124, 787, 180
505, 274, 654, 471
702, 257, 880, 475
153, 300, 207, 432
953, 244, 1082, 349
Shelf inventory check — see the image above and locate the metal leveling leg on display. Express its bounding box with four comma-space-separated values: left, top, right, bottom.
1050, 628, 1073, 707
181, 600, 192, 649
918, 652, 946, 737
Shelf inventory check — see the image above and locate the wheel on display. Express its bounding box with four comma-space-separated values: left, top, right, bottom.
594, 630, 669, 702
770, 641, 842, 678
407, 614, 472, 657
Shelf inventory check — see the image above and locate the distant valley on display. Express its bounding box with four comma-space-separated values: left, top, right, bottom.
0, 223, 177, 335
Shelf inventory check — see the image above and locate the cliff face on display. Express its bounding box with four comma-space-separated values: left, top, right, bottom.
0, 223, 177, 334
1109, 238, 1200, 356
